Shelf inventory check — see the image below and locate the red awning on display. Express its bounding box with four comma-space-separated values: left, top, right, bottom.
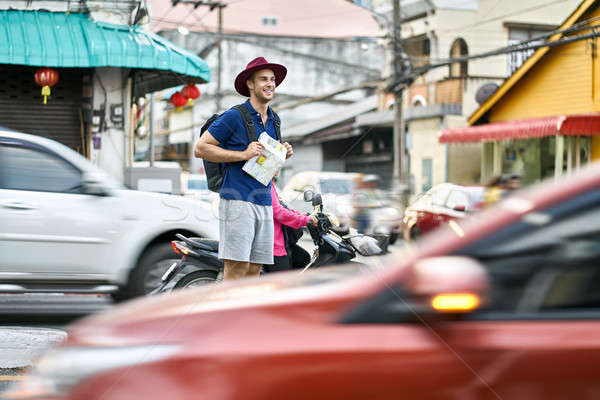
439, 114, 600, 143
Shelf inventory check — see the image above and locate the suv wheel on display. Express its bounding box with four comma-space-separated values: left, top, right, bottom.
129, 243, 180, 297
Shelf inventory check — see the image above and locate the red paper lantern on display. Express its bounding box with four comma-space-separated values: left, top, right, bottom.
181, 84, 201, 106
169, 91, 187, 111
34, 67, 59, 104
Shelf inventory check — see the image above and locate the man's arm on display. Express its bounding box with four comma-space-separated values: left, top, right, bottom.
194, 131, 263, 162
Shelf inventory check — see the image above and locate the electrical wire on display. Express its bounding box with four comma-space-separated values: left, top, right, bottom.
401, 18, 600, 64
352, 0, 579, 39
388, 27, 600, 91
436, 0, 575, 33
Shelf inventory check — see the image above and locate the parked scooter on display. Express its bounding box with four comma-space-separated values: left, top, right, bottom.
151, 190, 387, 295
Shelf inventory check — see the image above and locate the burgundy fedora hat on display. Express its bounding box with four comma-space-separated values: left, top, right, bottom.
234, 57, 287, 97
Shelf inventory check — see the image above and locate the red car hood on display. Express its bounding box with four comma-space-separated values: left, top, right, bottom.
66, 264, 391, 347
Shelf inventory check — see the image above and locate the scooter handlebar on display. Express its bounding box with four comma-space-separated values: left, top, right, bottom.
307, 212, 335, 243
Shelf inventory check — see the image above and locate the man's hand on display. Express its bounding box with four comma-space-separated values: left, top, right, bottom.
309, 215, 318, 227
243, 141, 264, 160
283, 142, 293, 159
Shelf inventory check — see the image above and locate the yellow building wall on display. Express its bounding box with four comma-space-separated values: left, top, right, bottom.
489, 8, 600, 122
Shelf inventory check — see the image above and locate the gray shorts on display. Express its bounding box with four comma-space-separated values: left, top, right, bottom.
218, 199, 274, 265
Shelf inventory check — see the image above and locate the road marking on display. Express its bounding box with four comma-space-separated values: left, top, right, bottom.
0, 375, 25, 381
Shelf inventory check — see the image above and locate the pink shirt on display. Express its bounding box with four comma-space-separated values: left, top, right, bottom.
271, 184, 311, 256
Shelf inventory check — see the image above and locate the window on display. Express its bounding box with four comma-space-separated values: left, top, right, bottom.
421, 158, 433, 193
459, 188, 600, 314
446, 190, 470, 211
411, 95, 427, 107
507, 26, 554, 74
414, 193, 432, 207
404, 35, 430, 68
449, 38, 468, 77
431, 186, 450, 206
542, 266, 600, 310
319, 179, 354, 195
0, 144, 82, 193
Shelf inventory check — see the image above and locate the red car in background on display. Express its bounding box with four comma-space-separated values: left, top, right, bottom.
402, 183, 485, 241
8, 166, 600, 399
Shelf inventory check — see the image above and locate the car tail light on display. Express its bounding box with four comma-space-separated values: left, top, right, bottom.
171, 241, 190, 255
431, 293, 480, 312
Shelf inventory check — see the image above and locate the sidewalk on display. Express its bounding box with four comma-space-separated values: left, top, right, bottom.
0, 327, 66, 368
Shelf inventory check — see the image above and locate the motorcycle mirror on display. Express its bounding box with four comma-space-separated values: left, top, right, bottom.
303, 190, 314, 202
312, 193, 322, 207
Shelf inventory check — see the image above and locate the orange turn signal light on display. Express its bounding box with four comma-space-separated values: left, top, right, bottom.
431, 293, 480, 312
171, 241, 189, 255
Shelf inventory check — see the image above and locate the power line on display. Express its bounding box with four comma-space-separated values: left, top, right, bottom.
388, 26, 600, 91
402, 18, 600, 64
436, 0, 572, 34
223, 35, 381, 74
349, 0, 572, 37
282, 22, 597, 96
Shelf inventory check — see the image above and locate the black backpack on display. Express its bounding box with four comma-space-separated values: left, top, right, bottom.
200, 104, 281, 193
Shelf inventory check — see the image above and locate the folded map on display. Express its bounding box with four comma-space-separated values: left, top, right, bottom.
242, 132, 287, 186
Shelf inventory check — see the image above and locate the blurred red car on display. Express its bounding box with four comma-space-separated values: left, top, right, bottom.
402, 183, 485, 241
9, 166, 600, 399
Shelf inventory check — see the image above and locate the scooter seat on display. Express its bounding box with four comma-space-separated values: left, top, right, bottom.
188, 237, 219, 252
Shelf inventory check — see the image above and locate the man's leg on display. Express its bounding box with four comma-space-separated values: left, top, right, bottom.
248, 263, 262, 277
224, 259, 250, 280
219, 200, 254, 280
247, 204, 273, 276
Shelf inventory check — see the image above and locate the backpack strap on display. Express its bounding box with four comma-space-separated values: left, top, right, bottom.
232, 104, 281, 143
270, 107, 282, 142
233, 104, 258, 143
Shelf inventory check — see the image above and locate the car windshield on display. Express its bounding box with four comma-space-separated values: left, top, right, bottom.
188, 179, 208, 191
319, 178, 354, 195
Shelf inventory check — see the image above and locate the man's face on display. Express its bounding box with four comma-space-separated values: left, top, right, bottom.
247, 69, 276, 103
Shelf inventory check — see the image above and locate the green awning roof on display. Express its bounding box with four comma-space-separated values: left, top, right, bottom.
0, 10, 210, 92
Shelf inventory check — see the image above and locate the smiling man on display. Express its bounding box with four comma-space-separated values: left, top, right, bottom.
194, 57, 293, 280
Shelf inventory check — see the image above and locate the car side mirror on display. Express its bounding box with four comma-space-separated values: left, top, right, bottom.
340, 256, 489, 324
82, 172, 111, 196
303, 190, 314, 202
405, 256, 488, 313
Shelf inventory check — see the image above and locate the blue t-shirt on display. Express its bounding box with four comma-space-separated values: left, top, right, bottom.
208, 100, 279, 206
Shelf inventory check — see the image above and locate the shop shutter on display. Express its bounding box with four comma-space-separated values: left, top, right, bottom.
0, 65, 85, 153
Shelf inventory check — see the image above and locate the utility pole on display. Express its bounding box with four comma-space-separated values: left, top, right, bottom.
175, 1, 226, 112
149, 94, 155, 166
392, 0, 408, 203
216, 3, 224, 112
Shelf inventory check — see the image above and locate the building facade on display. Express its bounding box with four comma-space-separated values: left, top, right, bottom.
0, 1, 210, 184
441, 0, 600, 187
356, 0, 580, 193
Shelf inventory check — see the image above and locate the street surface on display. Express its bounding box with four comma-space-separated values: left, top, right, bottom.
0, 237, 408, 392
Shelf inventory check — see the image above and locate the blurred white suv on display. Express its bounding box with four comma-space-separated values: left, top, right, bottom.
0, 129, 218, 299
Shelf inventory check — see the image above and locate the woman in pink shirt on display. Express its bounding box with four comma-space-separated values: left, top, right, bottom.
265, 183, 317, 272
